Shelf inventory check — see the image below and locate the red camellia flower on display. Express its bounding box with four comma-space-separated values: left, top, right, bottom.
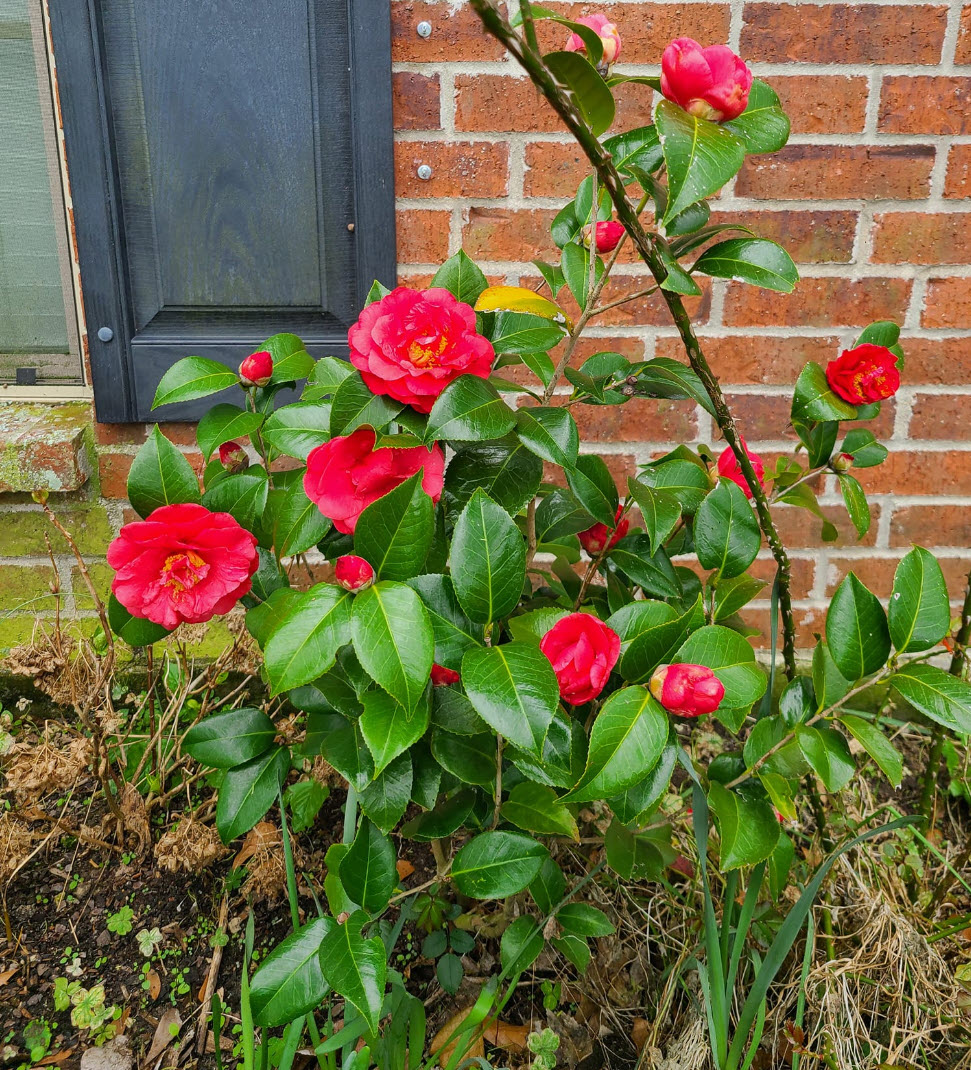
564, 13, 622, 64
716, 439, 765, 500
649, 663, 725, 717
431, 663, 461, 687
239, 350, 273, 387
825, 343, 900, 405
583, 220, 626, 254
539, 613, 621, 705
218, 440, 247, 472
334, 555, 375, 592
348, 287, 494, 414
660, 38, 752, 122
578, 505, 629, 556
107, 503, 259, 630
304, 426, 445, 535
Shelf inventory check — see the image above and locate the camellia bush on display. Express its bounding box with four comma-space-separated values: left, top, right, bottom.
102, 5, 971, 1068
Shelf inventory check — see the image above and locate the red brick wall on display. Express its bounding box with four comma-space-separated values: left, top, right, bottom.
33, 0, 971, 648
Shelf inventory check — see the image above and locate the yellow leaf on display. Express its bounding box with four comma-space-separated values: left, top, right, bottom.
474, 285, 571, 328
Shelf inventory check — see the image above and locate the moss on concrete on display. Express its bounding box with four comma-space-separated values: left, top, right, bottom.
3, 506, 114, 556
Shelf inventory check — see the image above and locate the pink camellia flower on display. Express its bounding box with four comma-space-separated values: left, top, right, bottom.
218, 440, 247, 472
348, 287, 494, 414
334, 555, 375, 592
304, 426, 445, 535
564, 13, 622, 64
825, 343, 900, 406
431, 663, 461, 687
107, 503, 259, 630
660, 38, 752, 122
539, 613, 621, 705
239, 350, 273, 387
649, 663, 725, 717
578, 505, 629, 557
716, 438, 765, 500
583, 220, 626, 254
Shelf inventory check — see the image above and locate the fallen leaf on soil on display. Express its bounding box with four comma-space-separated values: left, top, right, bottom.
0, 966, 18, 985
146, 1008, 181, 1063
36, 1051, 74, 1066
430, 1009, 486, 1068
232, 822, 279, 868
396, 859, 415, 880
631, 1018, 649, 1052
483, 1020, 530, 1052
147, 968, 161, 1001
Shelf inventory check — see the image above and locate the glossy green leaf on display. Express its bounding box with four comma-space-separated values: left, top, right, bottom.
284, 778, 329, 833
406, 574, 482, 670
812, 640, 850, 710
610, 598, 701, 683
430, 731, 496, 789
127, 426, 201, 518
264, 585, 352, 694
330, 371, 403, 436
274, 481, 331, 557
360, 752, 413, 831
796, 724, 855, 792
197, 404, 264, 461
516, 406, 580, 468
545, 50, 615, 136
262, 402, 331, 459
500, 916, 544, 974
561, 240, 606, 309
637, 458, 710, 514
501, 782, 578, 839
840, 428, 888, 468
307, 714, 373, 792
263, 333, 314, 383
826, 573, 891, 681
889, 663, 971, 734
722, 79, 790, 154
606, 738, 677, 824
837, 472, 870, 539
451, 489, 526, 624
216, 746, 290, 843
302, 356, 354, 400
556, 903, 614, 937
713, 575, 766, 621
153, 356, 238, 408
490, 311, 565, 354
340, 818, 397, 914
839, 713, 902, 787
359, 689, 430, 776
444, 441, 544, 516
693, 238, 798, 293
202, 468, 268, 532
424, 375, 516, 444
791, 362, 858, 424
451, 831, 548, 899
319, 913, 387, 1033
888, 546, 950, 653
674, 625, 768, 713
431, 250, 488, 306
603, 125, 662, 175
695, 479, 761, 578
183, 707, 277, 769
627, 477, 682, 555
461, 642, 558, 754
609, 536, 682, 600
353, 472, 434, 581
250, 917, 334, 1027
401, 788, 476, 840
632, 357, 717, 416
566, 454, 619, 527
708, 781, 780, 870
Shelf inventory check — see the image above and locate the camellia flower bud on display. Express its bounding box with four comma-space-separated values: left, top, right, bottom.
218, 440, 247, 472
825, 343, 900, 406
660, 38, 752, 122
650, 662, 725, 717
334, 555, 375, 592
831, 452, 854, 473
564, 14, 622, 65
239, 350, 273, 387
582, 220, 626, 254
578, 505, 629, 556
716, 438, 765, 500
430, 663, 461, 687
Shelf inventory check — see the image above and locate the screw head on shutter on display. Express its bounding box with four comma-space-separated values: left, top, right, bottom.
97, 326, 114, 342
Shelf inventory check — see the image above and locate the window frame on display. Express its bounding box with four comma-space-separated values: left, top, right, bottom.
48, 0, 397, 423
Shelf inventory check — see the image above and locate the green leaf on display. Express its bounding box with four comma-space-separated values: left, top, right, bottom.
444, 441, 543, 516
713, 575, 766, 621
401, 788, 476, 840
607, 738, 677, 823
888, 546, 950, 653
632, 358, 717, 416
535, 488, 592, 543
655, 99, 746, 223
274, 481, 331, 557
516, 407, 579, 468
359, 689, 430, 776
889, 664, 971, 734
250, 918, 334, 1028
107, 594, 171, 647
264, 585, 352, 695
450, 831, 548, 899
302, 356, 354, 401
826, 573, 891, 681
566, 454, 619, 527
340, 818, 397, 914
307, 714, 373, 791
202, 468, 268, 532
197, 404, 264, 461
693, 238, 798, 293
556, 903, 614, 937
406, 574, 482, 670
694, 479, 761, 579
840, 428, 888, 469
602, 125, 663, 176
839, 714, 902, 787
330, 371, 403, 436
608, 537, 682, 600
837, 472, 870, 539
545, 50, 615, 136
246, 588, 301, 649
854, 320, 903, 358
353, 472, 434, 581
351, 582, 434, 711
262, 402, 331, 459
796, 724, 855, 792
501, 782, 578, 839
183, 707, 277, 769
216, 746, 290, 843
431, 250, 488, 306
319, 913, 387, 1034
744, 716, 809, 780
430, 731, 496, 789
451, 490, 526, 624
425, 375, 516, 444
262, 333, 314, 383
359, 752, 413, 831
658, 242, 702, 295
491, 311, 566, 354
674, 625, 767, 714
722, 79, 790, 154
707, 781, 780, 869
627, 478, 682, 555
812, 641, 850, 710
461, 642, 559, 754
284, 778, 329, 833
637, 458, 710, 514
565, 687, 668, 803
500, 917, 544, 974
609, 597, 700, 683
561, 240, 606, 309
153, 356, 238, 408
791, 363, 858, 424
127, 426, 201, 518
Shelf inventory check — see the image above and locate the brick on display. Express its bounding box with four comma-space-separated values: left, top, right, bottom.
559, 395, 698, 443
957, 4, 971, 63
922, 278, 971, 329
160, 423, 200, 447
855, 449, 971, 495
397, 209, 451, 264
735, 145, 934, 201
99, 452, 133, 499
93, 422, 146, 446
890, 505, 971, 547
944, 145, 971, 199
393, 72, 441, 130
546, 452, 638, 492
740, 4, 947, 64
390, 2, 505, 62
726, 393, 895, 441
748, 555, 816, 600
769, 75, 869, 135
744, 608, 829, 648
656, 334, 840, 386
823, 557, 902, 598
454, 75, 560, 133
535, 4, 732, 65
908, 394, 971, 439
0, 402, 92, 495
524, 142, 594, 198
0, 505, 114, 556
724, 277, 912, 328
773, 502, 881, 548
461, 207, 556, 261
872, 213, 971, 265
72, 561, 113, 611
565, 273, 711, 327
904, 338, 971, 384
879, 77, 971, 135
0, 565, 58, 615
708, 210, 857, 264
394, 141, 509, 198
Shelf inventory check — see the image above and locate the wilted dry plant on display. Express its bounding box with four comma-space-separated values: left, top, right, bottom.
0, 813, 34, 884
156, 816, 227, 874
3, 723, 92, 801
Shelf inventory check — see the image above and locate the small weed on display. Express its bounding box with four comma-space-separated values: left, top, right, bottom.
107, 905, 135, 935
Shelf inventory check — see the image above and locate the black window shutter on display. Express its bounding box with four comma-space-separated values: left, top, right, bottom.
49, 0, 396, 422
